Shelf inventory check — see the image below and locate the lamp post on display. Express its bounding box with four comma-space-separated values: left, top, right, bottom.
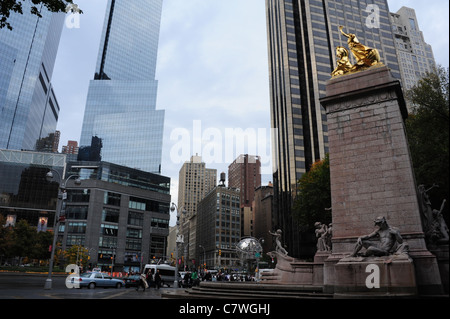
170, 202, 185, 288
44, 170, 81, 290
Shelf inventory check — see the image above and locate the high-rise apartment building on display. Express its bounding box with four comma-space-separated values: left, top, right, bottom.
228, 154, 262, 207
389, 7, 436, 94
177, 155, 217, 267
79, 0, 165, 173
228, 154, 261, 237
62, 140, 79, 155
197, 185, 241, 268
0, 4, 64, 151
265, 0, 402, 257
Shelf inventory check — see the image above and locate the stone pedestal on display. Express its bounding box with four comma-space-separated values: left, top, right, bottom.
320, 66, 444, 296
334, 255, 417, 298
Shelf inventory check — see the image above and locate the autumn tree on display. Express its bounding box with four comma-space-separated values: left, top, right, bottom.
1, 0, 81, 30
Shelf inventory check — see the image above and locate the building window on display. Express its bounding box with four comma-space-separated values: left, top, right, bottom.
68, 222, 87, 233
65, 206, 88, 220
102, 208, 120, 223
66, 189, 90, 202
128, 212, 144, 226
127, 228, 142, 239
101, 224, 118, 236
151, 218, 169, 229
104, 191, 121, 206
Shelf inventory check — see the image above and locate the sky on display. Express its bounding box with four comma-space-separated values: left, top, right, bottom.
51, 0, 449, 225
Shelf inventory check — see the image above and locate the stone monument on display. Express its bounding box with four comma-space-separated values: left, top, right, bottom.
318, 28, 444, 296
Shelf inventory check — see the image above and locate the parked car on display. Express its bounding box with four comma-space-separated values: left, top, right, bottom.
74, 272, 124, 289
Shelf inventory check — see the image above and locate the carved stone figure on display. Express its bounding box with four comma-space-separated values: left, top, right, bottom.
417, 184, 449, 244
315, 222, 331, 251
326, 223, 333, 251
269, 229, 288, 256
427, 200, 449, 244
349, 216, 409, 257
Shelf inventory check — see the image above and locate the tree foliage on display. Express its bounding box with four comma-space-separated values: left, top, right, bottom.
0, 217, 52, 264
0, 0, 81, 30
293, 154, 332, 230
405, 65, 449, 218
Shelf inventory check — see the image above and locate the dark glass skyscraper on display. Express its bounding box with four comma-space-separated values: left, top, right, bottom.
266, 0, 401, 257
0, 3, 64, 151
80, 0, 165, 173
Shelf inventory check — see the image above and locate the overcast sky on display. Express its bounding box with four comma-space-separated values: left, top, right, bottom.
51, 0, 449, 225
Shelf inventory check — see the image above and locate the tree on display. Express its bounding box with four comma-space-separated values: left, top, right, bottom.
9, 220, 37, 265
64, 245, 88, 268
293, 154, 332, 230
405, 66, 449, 217
1, 0, 81, 30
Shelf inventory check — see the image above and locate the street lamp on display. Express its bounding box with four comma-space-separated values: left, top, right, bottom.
170, 202, 185, 288
44, 169, 81, 290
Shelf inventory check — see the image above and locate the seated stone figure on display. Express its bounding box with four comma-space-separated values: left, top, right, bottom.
349, 216, 409, 257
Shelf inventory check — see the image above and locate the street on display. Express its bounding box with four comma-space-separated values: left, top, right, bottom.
0, 272, 173, 299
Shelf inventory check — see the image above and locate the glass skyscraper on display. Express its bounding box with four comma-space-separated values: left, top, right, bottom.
0, 3, 64, 151
266, 0, 401, 258
79, 0, 165, 174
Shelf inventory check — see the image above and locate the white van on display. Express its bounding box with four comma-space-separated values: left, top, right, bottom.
143, 264, 176, 287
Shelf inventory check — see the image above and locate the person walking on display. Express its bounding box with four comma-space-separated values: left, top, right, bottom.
154, 269, 162, 289
136, 273, 148, 291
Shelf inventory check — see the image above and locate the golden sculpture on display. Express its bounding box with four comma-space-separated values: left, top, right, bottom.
332, 26, 382, 77
331, 46, 353, 77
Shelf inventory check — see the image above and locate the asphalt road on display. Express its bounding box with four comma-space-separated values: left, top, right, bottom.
0, 272, 173, 299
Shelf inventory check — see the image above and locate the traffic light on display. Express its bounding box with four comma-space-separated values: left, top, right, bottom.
219, 250, 222, 256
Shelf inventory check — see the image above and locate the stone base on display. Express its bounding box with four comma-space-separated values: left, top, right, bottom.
263, 251, 323, 286
333, 254, 417, 297
428, 244, 449, 293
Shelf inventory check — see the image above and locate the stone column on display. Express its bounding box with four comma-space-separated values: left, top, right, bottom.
319, 66, 443, 295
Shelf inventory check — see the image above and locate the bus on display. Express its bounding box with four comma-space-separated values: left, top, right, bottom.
143, 264, 177, 287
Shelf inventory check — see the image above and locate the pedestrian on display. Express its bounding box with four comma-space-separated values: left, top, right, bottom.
154, 269, 162, 289
191, 269, 199, 286
136, 273, 148, 291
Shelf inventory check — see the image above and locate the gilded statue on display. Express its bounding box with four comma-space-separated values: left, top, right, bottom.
332, 26, 382, 77
331, 46, 353, 77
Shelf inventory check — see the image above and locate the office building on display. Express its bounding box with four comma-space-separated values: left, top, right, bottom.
197, 185, 241, 268
60, 161, 171, 273
389, 6, 436, 102
176, 155, 217, 267
253, 183, 274, 254
79, 0, 165, 173
0, 3, 64, 151
265, 0, 402, 257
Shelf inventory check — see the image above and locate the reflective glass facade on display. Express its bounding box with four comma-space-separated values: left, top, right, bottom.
0, 4, 64, 151
266, 0, 401, 257
80, 0, 165, 174
0, 149, 66, 229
